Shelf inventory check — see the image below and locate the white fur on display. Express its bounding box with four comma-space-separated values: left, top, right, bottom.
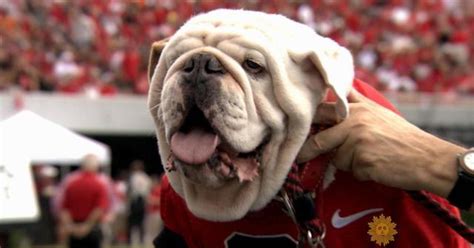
148, 9, 353, 221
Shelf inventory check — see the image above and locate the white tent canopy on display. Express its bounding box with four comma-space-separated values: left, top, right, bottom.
0, 110, 110, 165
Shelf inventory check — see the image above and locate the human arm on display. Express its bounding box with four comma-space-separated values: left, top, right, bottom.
58, 209, 74, 240
70, 208, 104, 238
298, 90, 469, 208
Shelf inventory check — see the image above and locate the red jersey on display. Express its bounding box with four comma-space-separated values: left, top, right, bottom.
61, 171, 109, 222
159, 79, 469, 248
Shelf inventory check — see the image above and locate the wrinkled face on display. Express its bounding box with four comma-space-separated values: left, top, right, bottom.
148, 9, 353, 221
161, 42, 273, 188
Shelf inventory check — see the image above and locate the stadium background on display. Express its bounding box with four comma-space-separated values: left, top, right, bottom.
0, 0, 473, 247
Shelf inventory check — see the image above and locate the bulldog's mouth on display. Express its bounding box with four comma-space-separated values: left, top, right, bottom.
168, 106, 267, 183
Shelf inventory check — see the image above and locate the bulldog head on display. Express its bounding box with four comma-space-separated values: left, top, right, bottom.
148, 9, 353, 221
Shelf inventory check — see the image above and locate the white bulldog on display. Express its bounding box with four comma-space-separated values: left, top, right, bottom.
148, 9, 353, 222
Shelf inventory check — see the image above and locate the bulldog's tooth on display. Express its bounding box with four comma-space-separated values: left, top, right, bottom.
166, 155, 177, 172
219, 152, 233, 165
255, 159, 261, 168
217, 161, 231, 177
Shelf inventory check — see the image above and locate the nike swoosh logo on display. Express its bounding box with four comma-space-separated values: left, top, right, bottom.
331, 208, 383, 229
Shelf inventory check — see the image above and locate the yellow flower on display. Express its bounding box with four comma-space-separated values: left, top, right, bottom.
368, 214, 398, 246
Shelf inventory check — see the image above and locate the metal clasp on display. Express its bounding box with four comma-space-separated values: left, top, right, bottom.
279, 190, 298, 223
306, 227, 326, 248
278, 190, 326, 248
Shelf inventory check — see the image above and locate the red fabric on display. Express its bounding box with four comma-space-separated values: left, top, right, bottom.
159, 79, 469, 247
61, 171, 109, 222
300, 153, 331, 191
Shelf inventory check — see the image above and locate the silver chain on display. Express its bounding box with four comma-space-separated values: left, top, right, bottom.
278, 190, 326, 248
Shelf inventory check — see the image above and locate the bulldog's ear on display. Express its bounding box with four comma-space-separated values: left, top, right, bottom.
290, 37, 354, 119
148, 38, 169, 82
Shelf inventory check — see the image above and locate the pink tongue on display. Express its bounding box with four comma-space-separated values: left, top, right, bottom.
171, 128, 220, 165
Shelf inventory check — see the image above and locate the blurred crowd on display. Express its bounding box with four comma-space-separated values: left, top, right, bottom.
1, 0, 474, 96
30, 156, 162, 247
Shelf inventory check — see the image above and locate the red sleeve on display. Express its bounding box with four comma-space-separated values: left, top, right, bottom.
325, 78, 400, 115
60, 185, 70, 211
56, 172, 79, 213
352, 78, 400, 114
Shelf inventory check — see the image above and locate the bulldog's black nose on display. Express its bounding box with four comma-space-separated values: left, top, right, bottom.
182, 53, 225, 83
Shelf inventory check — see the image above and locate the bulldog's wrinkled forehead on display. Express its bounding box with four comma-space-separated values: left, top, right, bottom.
162, 9, 317, 64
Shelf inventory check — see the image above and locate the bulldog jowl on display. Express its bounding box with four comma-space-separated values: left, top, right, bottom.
167, 105, 266, 185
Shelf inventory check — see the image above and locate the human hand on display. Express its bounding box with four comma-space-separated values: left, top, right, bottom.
57, 223, 72, 243
297, 90, 466, 197
70, 223, 92, 238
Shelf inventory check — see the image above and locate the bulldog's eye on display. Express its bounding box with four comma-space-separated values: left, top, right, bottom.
243, 59, 263, 74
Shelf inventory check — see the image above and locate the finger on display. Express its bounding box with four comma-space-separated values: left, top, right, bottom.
314, 102, 339, 125
297, 138, 320, 163
330, 134, 356, 171
296, 119, 352, 163
347, 89, 378, 107
346, 89, 365, 103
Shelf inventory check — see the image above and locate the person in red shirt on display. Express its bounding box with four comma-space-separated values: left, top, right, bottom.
59, 154, 109, 248
154, 80, 469, 248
